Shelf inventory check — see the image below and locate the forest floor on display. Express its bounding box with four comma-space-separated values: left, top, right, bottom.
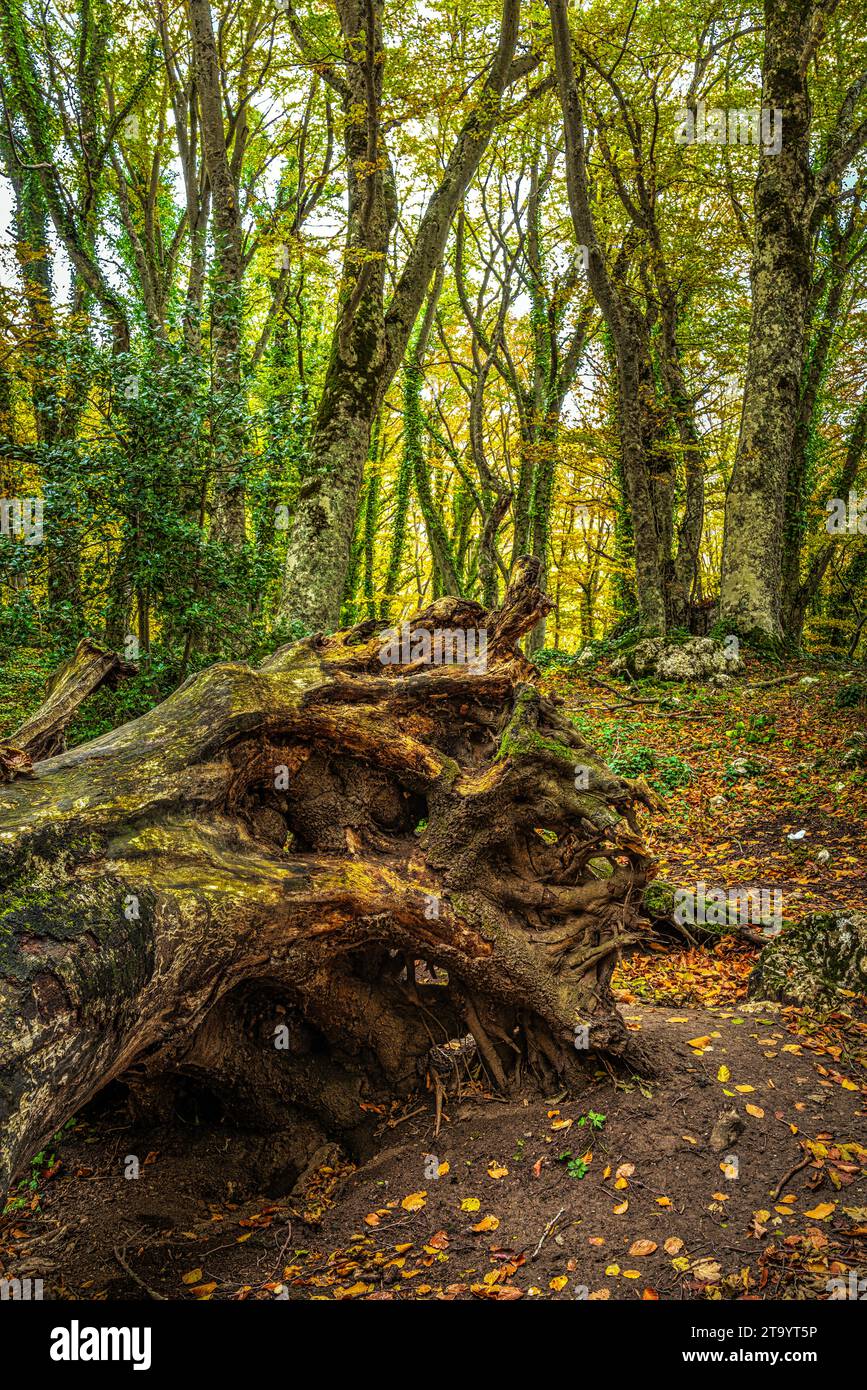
2, 655, 866, 1301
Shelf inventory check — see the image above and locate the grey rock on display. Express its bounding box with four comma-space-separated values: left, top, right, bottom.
749, 910, 867, 1006
611, 637, 745, 683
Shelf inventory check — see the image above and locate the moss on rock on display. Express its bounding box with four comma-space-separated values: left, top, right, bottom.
748, 911, 867, 1005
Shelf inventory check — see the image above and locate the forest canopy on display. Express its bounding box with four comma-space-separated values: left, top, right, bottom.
0, 0, 866, 681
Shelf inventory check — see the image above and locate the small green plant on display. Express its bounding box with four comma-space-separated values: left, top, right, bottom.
571, 719, 692, 793
578, 1110, 606, 1131
563, 1153, 589, 1180
1, 1134, 68, 1215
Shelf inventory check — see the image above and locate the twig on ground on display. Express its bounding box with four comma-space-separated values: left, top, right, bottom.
530, 1206, 566, 1261
770, 1150, 811, 1202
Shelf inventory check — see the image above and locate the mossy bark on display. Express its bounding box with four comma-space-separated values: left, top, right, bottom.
0, 559, 656, 1187
719, 0, 815, 642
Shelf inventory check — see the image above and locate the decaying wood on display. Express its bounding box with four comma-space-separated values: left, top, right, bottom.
0, 636, 137, 778
0, 559, 656, 1188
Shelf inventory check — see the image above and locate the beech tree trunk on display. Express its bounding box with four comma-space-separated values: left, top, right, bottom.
719, 0, 814, 643
0, 560, 656, 1189
278, 0, 526, 631
548, 0, 673, 637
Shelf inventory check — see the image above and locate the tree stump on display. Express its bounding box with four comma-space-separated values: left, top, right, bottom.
0, 560, 656, 1187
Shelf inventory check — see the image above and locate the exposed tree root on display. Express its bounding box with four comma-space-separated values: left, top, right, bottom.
0, 559, 657, 1187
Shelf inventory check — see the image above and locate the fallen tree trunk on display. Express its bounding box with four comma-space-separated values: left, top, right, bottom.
0, 636, 137, 778
0, 560, 656, 1188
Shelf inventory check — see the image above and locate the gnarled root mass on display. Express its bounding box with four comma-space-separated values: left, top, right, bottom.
0, 559, 657, 1188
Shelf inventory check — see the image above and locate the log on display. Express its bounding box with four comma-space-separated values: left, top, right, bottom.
0, 636, 138, 778
0, 559, 656, 1188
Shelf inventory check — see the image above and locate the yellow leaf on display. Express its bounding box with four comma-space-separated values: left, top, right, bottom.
735, 1084, 755, 1093
745, 1104, 764, 1118
460, 1197, 481, 1212
656, 1197, 672, 1207
401, 1191, 427, 1212
549, 1275, 568, 1291
604, 1264, 620, 1276
623, 1270, 641, 1279
438, 1161, 450, 1176
192, 1282, 216, 1299
804, 1202, 836, 1220
717, 1065, 730, 1082
613, 1200, 629, 1215
182, 1268, 203, 1285
487, 1163, 508, 1180
687, 1036, 712, 1049
472, 1215, 500, 1232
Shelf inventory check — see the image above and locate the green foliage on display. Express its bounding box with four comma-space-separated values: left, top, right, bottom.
834, 680, 866, 709
725, 713, 777, 746
572, 716, 692, 792
578, 1110, 606, 1130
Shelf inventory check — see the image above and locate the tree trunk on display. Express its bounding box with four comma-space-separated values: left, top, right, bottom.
278, 0, 524, 632
0, 637, 137, 776
0, 559, 656, 1189
547, 0, 670, 636
188, 0, 247, 545
719, 0, 814, 642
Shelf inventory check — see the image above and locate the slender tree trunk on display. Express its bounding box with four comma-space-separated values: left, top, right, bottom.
278, 0, 523, 631
719, 0, 814, 642
188, 0, 247, 545
548, 0, 669, 635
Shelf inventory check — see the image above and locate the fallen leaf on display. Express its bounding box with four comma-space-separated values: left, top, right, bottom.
401, 1191, 427, 1212
472, 1215, 500, 1232
804, 1202, 836, 1221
